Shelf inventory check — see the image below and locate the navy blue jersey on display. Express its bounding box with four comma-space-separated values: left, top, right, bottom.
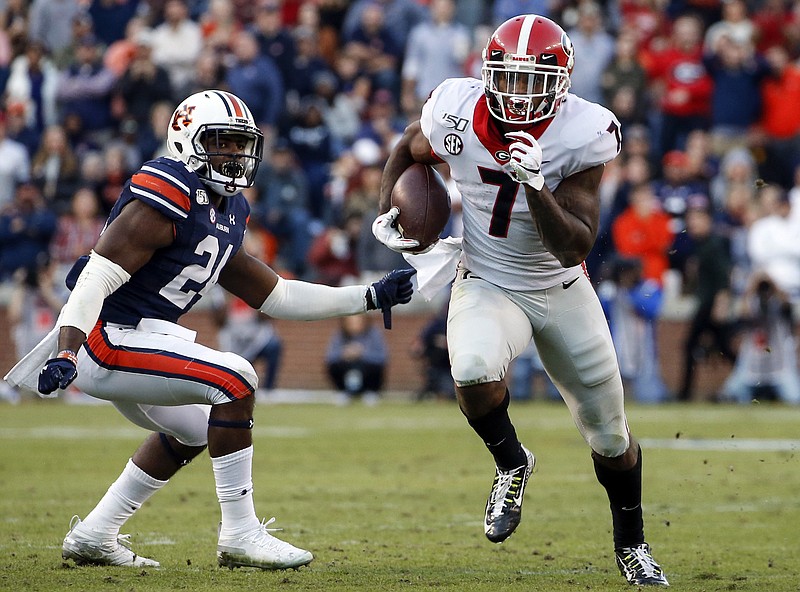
100, 156, 250, 325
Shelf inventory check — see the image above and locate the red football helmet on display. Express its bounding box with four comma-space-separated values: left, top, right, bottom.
481, 15, 575, 124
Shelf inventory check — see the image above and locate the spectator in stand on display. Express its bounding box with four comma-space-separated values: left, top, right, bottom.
150, 0, 203, 100
325, 313, 388, 406
135, 100, 172, 161
26, 0, 83, 67
112, 28, 173, 125
252, 140, 314, 279
0, 0, 29, 62
307, 210, 363, 286
249, 0, 296, 87
88, 0, 138, 47
683, 128, 719, 187
1, 101, 39, 158
4, 40, 59, 138
312, 70, 361, 155
6, 257, 65, 402
30, 124, 80, 213
677, 195, 737, 401
342, 1, 404, 96
703, 0, 755, 51
49, 186, 105, 281
567, 2, 616, 105
0, 109, 31, 209
103, 16, 151, 78
342, 0, 427, 52
284, 97, 336, 222
55, 34, 118, 144
401, 0, 470, 117
184, 47, 226, 97
598, 257, 670, 403
709, 146, 757, 211
601, 31, 649, 126
354, 88, 406, 161
508, 340, 559, 402
720, 272, 800, 404
752, 0, 792, 53
213, 291, 284, 396
284, 26, 333, 114
199, 0, 242, 54
411, 302, 456, 401
752, 44, 800, 188
612, 182, 675, 285
95, 143, 130, 213
643, 14, 713, 157
747, 185, 800, 305
0, 181, 57, 281
225, 30, 285, 142
703, 34, 768, 155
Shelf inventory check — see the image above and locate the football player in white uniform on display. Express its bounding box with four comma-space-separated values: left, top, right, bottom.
6, 90, 416, 570
372, 15, 668, 586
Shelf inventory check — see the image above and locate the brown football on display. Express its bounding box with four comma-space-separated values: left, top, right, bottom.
390, 163, 451, 253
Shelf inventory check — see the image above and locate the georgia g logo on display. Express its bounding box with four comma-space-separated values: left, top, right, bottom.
171, 104, 196, 131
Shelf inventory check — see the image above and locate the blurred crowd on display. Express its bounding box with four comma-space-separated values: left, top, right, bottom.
2, 0, 800, 403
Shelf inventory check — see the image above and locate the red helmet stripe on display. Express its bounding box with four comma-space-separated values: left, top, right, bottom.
223, 91, 244, 118
516, 15, 536, 55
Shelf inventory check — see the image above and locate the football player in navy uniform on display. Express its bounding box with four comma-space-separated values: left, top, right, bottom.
372, 16, 668, 586
9, 90, 415, 570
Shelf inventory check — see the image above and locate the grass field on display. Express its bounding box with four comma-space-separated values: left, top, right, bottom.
1, 398, 799, 592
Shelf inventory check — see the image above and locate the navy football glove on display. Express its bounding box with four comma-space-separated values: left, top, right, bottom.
367, 268, 417, 329
38, 352, 78, 395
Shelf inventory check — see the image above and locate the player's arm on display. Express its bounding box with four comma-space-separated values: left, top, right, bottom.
218, 247, 415, 325
57, 201, 176, 352
39, 201, 174, 395
505, 130, 602, 267
525, 164, 603, 268
378, 120, 439, 213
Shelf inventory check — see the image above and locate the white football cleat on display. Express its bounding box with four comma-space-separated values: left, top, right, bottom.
217, 517, 313, 570
62, 515, 160, 567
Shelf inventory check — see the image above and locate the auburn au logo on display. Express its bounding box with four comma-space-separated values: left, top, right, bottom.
171, 105, 196, 131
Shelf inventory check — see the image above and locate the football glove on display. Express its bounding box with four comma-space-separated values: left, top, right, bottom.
371, 206, 421, 253
367, 268, 417, 329
506, 131, 545, 191
38, 351, 78, 395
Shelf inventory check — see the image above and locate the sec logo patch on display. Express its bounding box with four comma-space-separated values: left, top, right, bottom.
444, 134, 463, 155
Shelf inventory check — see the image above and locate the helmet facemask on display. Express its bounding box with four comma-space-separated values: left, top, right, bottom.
482, 58, 570, 125
192, 126, 263, 195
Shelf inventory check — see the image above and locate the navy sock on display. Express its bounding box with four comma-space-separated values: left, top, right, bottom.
466, 391, 527, 470
593, 446, 645, 549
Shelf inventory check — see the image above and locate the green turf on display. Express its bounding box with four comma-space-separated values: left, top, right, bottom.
1, 399, 799, 591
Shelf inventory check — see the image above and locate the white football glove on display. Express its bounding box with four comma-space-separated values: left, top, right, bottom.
506, 130, 545, 191
371, 206, 421, 252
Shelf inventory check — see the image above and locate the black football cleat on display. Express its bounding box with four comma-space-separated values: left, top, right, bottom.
615, 543, 669, 586
483, 446, 534, 543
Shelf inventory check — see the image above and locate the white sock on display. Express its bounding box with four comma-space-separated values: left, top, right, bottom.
212, 446, 260, 538
81, 459, 167, 539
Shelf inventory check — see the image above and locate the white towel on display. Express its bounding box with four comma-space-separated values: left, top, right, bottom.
403, 236, 462, 301
3, 325, 60, 396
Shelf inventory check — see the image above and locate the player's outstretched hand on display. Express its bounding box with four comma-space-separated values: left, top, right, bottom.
367, 268, 417, 329
371, 206, 421, 253
506, 131, 545, 191
38, 352, 78, 396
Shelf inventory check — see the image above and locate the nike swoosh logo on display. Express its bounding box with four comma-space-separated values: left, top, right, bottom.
562, 278, 579, 289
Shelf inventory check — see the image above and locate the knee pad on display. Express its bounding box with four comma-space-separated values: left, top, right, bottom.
450, 353, 502, 387
589, 432, 630, 458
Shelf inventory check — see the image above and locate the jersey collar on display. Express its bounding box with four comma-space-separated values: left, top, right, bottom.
472, 97, 555, 165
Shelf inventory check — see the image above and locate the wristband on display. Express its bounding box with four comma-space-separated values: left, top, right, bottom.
56, 350, 79, 366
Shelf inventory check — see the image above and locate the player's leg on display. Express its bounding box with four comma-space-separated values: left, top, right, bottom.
62, 402, 210, 567
70, 323, 311, 569
532, 276, 668, 586
447, 275, 535, 543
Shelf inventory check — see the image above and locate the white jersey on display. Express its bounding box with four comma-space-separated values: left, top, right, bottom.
420, 77, 621, 290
